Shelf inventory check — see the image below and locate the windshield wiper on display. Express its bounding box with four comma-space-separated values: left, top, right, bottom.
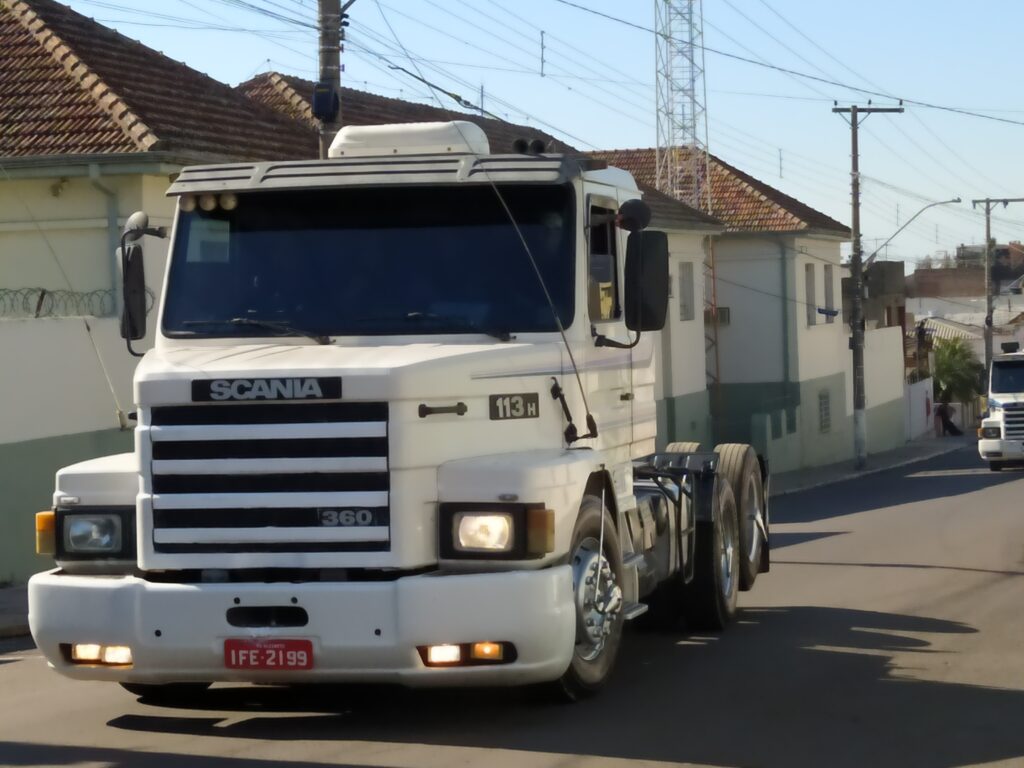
404, 311, 514, 342
182, 318, 332, 345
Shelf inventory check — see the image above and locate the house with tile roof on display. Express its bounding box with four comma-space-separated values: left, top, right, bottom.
587, 147, 907, 471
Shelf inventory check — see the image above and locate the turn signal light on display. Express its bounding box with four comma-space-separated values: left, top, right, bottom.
35, 511, 55, 556
470, 642, 503, 661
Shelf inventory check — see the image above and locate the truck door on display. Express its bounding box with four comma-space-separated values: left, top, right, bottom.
583, 192, 633, 454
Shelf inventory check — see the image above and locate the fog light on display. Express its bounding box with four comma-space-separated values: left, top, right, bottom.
71, 644, 102, 662
426, 644, 461, 665
101, 645, 133, 665
471, 642, 503, 661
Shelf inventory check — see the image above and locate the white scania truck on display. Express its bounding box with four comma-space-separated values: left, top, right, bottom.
29, 122, 768, 700
979, 341, 1024, 471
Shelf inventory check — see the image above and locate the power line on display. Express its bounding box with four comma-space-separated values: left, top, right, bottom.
551, 0, 1024, 128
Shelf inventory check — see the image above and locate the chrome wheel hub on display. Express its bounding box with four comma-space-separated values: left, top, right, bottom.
744, 473, 766, 559
718, 501, 737, 597
571, 537, 622, 661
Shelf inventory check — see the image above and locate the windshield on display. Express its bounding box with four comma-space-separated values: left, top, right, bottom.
162, 184, 575, 339
991, 359, 1024, 394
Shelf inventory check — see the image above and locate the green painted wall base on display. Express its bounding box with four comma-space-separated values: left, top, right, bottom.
657, 389, 712, 450
717, 372, 906, 474
0, 429, 132, 584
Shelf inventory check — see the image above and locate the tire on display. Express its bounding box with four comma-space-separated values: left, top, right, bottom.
714, 443, 765, 591
665, 441, 703, 454
990, 461, 1004, 472
556, 495, 625, 701
120, 682, 211, 702
683, 479, 739, 631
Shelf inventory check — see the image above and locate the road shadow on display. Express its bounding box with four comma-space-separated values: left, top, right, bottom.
773, 445, 1024, 524
106, 606, 1024, 768
0, 742, 389, 768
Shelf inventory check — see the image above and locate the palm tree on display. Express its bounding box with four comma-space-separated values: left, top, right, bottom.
932, 338, 984, 404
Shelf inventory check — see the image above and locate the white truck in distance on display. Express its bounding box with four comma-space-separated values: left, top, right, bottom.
979, 341, 1024, 471
29, 121, 769, 701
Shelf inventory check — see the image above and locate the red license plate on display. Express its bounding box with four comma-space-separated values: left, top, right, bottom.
224, 638, 314, 670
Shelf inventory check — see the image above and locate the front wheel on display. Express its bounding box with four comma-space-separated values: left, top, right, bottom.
557, 495, 625, 701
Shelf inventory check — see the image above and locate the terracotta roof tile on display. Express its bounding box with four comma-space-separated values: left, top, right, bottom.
586, 147, 850, 236
235, 71, 572, 155
1, 0, 315, 159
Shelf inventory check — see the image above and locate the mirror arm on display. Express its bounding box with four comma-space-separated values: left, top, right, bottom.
592, 325, 642, 349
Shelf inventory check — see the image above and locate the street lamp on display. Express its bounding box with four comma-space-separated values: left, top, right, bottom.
863, 197, 961, 268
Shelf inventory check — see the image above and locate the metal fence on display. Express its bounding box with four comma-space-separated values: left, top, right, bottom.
0, 287, 155, 319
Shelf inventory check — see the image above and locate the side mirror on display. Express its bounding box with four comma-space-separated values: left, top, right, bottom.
617, 199, 651, 232
624, 230, 668, 332
119, 242, 146, 342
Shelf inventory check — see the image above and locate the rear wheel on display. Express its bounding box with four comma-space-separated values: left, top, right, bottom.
683, 479, 739, 631
120, 682, 211, 703
715, 443, 765, 590
557, 495, 625, 701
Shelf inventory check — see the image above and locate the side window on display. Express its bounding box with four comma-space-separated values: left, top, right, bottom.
824, 264, 835, 324
805, 263, 816, 326
588, 205, 619, 322
679, 261, 695, 321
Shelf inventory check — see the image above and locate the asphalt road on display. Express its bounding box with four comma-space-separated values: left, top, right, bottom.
2, 443, 1024, 768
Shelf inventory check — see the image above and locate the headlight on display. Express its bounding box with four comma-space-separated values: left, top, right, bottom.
438, 503, 553, 559
981, 426, 1001, 439
64, 513, 122, 553
455, 512, 513, 552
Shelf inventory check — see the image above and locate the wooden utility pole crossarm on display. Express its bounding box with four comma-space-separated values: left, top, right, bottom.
971, 196, 1024, 373
833, 103, 904, 470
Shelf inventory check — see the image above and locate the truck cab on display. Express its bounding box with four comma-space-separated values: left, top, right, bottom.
29, 121, 767, 700
979, 341, 1024, 471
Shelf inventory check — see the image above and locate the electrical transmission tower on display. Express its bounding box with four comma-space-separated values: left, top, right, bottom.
654, 0, 720, 394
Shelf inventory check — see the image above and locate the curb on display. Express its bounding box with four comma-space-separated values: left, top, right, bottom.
769, 441, 968, 499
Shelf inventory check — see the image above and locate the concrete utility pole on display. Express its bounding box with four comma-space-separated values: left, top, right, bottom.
971, 197, 1024, 373
315, 0, 355, 159
833, 103, 903, 470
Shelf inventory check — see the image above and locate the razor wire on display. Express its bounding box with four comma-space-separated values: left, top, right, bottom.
0, 287, 156, 319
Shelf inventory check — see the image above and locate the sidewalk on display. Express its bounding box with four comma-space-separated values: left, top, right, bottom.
771, 434, 973, 497
0, 436, 974, 641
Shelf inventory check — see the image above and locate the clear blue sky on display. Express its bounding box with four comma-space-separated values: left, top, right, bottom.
68, 0, 1024, 264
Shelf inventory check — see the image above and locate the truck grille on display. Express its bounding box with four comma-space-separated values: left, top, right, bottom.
1004, 403, 1024, 439
148, 402, 389, 554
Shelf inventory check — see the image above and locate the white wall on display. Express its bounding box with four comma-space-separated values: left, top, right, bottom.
905, 377, 934, 440
864, 326, 906, 406
793, 236, 847, 383
0, 171, 174, 444
714, 236, 787, 383
655, 231, 709, 401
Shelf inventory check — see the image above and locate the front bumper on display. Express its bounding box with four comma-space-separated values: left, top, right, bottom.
29, 566, 575, 686
978, 438, 1024, 461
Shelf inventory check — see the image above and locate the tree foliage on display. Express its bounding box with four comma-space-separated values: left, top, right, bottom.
932, 338, 984, 403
